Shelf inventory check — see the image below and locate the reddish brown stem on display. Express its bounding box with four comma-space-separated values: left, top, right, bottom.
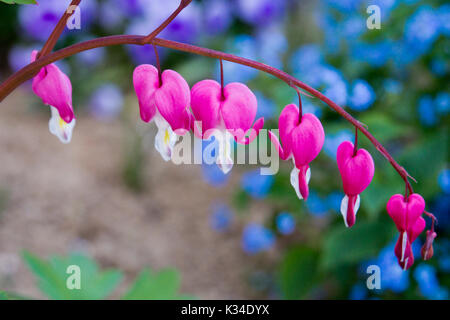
291, 85, 303, 123
220, 59, 225, 100
38, 0, 82, 59
353, 126, 358, 157
153, 44, 163, 87
0, 35, 415, 193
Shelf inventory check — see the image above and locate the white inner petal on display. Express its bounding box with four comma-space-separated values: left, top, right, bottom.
340, 195, 360, 227
290, 166, 311, 200
214, 130, 234, 174
154, 114, 178, 162
48, 106, 75, 144
401, 231, 408, 262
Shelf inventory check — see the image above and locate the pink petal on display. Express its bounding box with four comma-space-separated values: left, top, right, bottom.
268, 131, 289, 160
154, 69, 191, 132
394, 234, 414, 270
133, 64, 159, 122
190, 79, 222, 137
221, 82, 257, 133
409, 216, 425, 243
278, 104, 299, 158
405, 194, 425, 231
31, 50, 74, 123
336, 141, 375, 196
298, 165, 310, 200
232, 117, 265, 145
290, 113, 325, 167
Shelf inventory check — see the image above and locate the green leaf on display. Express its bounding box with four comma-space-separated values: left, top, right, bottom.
320, 219, 396, 271
123, 268, 194, 300
278, 247, 319, 299
22, 251, 122, 300
0, 0, 37, 4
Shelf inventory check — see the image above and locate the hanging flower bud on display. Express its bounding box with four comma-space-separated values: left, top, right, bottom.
31, 50, 76, 143
190, 79, 264, 174
133, 64, 192, 161
336, 141, 375, 227
387, 193, 426, 270
421, 230, 437, 261
269, 105, 324, 200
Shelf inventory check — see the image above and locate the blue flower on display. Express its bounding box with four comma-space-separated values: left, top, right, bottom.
201, 138, 230, 187
327, 192, 344, 212
8, 45, 35, 72
322, 0, 361, 13
349, 283, 368, 300
349, 80, 376, 111
417, 95, 437, 127
254, 92, 276, 120
242, 223, 275, 254
210, 203, 234, 232
302, 99, 322, 119
306, 191, 329, 216
435, 92, 450, 115
438, 169, 450, 194
217, 35, 259, 83
351, 41, 392, 67
89, 84, 124, 121
76, 46, 106, 67
257, 25, 288, 69
404, 6, 440, 56
438, 4, 450, 36
376, 243, 410, 293
324, 130, 354, 159
430, 59, 448, 76
291, 44, 324, 74
276, 212, 296, 235
431, 194, 450, 228
414, 264, 448, 300
383, 79, 402, 94
241, 169, 274, 199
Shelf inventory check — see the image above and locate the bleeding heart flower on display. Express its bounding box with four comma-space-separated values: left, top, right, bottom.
421, 230, 437, 261
133, 64, 192, 161
190, 79, 264, 174
387, 193, 426, 270
269, 104, 325, 200
336, 141, 375, 227
31, 50, 76, 143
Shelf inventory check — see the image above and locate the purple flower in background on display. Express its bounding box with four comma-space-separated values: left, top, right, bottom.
323, 0, 362, 13
113, 0, 144, 17
276, 212, 296, 235
210, 203, 234, 232
201, 137, 230, 187
324, 129, 354, 159
256, 24, 288, 69
19, 0, 96, 42
89, 84, 124, 121
414, 264, 449, 300
76, 45, 106, 67
235, 0, 286, 26
241, 169, 274, 199
217, 35, 258, 84
417, 95, 437, 127
242, 223, 275, 254
340, 15, 365, 39
8, 45, 35, 72
99, 0, 126, 30
349, 80, 375, 111
203, 0, 233, 35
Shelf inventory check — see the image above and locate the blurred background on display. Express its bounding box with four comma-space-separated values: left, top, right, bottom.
0, 0, 448, 300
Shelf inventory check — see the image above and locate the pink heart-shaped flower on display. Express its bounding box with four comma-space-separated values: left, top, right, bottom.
387, 193, 425, 232
133, 64, 191, 132
31, 50, 74, 123
337, 141, 375, 196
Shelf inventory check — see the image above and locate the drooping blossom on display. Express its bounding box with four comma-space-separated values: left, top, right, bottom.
421, 230, 437, 261
190, 79, 264, 174
133, 64, 192, 161
269, 105, 325, 200
387, 193, 426, 270
31, 50, 75, 144
336, 141, 375, 227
